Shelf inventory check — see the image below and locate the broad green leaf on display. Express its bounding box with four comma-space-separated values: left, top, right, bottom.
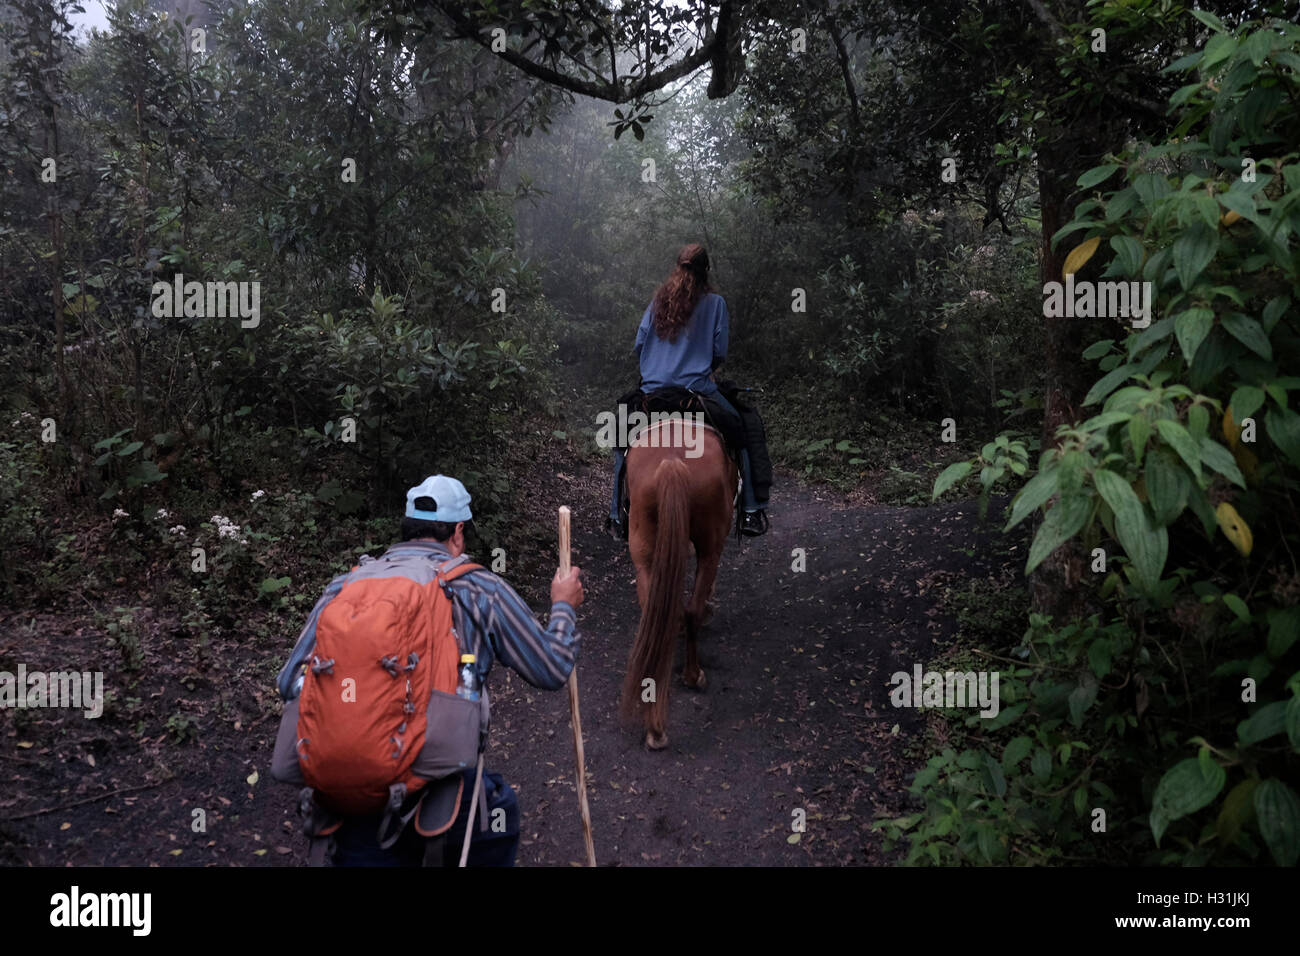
1129, 414, 1152, 466
1068, 677, 1098, 727
1145, 448, 1189, 526
1083, 339, 1114, 360
1025, 493, 1092, 575
1173, 308, 1214, 363
932, 460, 973, 500
1199, 439, 1246, 489
1005, 469, 1059, 530
1150, 758, 1226, 847
1094, 469, 1167, 590
1002, 736, 1033, 770
1237, 700, 1287, 745
1221, 312, 1272, 360
1189, 403, 1209, 442
1244, 28, 1274, 67
1031, 748, 1052, 780
981, 753, 1007, 798
1222, 593, 1251, 623
1262, 296, 1290, 332
1254, 780, 1300, 866
1268, 607, 1300, 658
1088, 638, 1113, 679
1077, 165, 1121, 189
1109, 234, 1143, 275
1229, 386, 1264, 423
1155, 419, 1203, 482
1201, 33, 1237, 71
1134, 172, 1172, 209
1190, 9, 1225, 32
1266, 407, 1300, 466
1172, 222, 1218, 291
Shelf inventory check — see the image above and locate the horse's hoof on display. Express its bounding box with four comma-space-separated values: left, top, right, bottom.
645, 730, 669, 750
682, 669, 707, 691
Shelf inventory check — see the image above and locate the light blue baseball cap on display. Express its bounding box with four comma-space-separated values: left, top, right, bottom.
405, 474, 473, 522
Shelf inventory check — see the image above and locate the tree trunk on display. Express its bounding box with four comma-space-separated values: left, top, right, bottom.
1030, 134, 1102, 620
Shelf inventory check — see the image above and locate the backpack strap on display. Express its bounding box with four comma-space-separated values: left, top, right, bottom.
434, 558, 484, 587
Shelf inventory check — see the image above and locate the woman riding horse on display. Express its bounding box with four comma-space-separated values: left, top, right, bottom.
607, 243, 769, 537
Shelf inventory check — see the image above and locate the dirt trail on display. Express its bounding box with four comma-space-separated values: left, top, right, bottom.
485, 466, 1019, 866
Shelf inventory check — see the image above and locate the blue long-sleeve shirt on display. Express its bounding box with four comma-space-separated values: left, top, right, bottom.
276, 540, 577, 699
634, 292, 728, 395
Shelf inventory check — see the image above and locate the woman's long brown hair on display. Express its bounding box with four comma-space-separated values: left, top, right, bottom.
650, 243, 712, 342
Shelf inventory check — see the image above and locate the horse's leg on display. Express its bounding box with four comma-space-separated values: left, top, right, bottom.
682, 543, 721, 691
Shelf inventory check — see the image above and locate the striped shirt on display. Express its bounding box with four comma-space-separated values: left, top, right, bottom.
276, 539, 578, 699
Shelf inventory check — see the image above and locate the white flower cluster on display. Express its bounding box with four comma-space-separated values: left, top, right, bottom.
250, 489, 266, 502
169, 525, 187, 536
112, 508, 129, 520
155, 508, 172, 521
10, 411, 36, 427
211, 514, 248, 544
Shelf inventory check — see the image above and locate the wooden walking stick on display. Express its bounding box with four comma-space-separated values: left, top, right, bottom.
559, 505, 596, 867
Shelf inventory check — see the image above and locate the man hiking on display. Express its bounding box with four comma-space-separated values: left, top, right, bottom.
271, 474, 584, 866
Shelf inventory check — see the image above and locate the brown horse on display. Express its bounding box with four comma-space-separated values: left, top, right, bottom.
619, 416, 737, 750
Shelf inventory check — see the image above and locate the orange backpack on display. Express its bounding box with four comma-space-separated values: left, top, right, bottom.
293, 555, 484, 816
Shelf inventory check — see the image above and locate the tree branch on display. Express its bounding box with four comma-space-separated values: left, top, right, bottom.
432, 1, 724, 103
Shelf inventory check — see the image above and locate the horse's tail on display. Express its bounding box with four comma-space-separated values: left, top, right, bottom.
621, 457, 690, 728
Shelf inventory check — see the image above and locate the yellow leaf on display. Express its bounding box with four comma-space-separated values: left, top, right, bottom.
1224, 406, 1241, 447
1221, 209, 1242, 227
246, 770, 259, 786
1216, 502, 1253, 556
253, 849, 267, 856
1063, 236, 1101, 277
169, 849, 182, 856
787, 833, 802, 844
16, 741, 33, 749
60, 822, 71, 831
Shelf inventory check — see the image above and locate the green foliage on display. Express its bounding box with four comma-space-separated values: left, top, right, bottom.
933, 433, 1031, 520
165, 713, 199, 745
902, 13, 1300, 866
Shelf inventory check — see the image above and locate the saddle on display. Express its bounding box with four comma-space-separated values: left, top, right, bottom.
615, 385, 746, 456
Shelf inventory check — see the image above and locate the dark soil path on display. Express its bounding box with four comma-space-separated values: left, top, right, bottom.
0, 464, 1021, 866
